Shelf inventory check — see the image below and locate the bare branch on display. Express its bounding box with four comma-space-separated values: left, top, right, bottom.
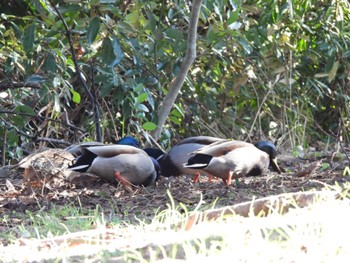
0, 82, 41, 91
151, 0, 202, 140
34, 137, 72, 146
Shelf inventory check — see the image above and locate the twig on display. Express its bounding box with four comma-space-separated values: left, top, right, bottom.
0, 119, 70, 146
0, 117, 33, 139
142, 130, 165, 151
49, 1, 102, 142
292, 160, 322, 177
0, 82, 41, 91
248, 75, 281, 141
1, 128, 6, 166
89, 58, 102, 140
34, 137, 72, 146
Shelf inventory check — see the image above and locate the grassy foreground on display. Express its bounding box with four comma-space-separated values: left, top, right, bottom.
1, 185, 350, 262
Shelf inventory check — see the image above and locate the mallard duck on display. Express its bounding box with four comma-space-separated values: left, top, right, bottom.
68, 144, 160, 188
153, 136, 226, 181
183, 140, 281, 186
65, 136, 139, 157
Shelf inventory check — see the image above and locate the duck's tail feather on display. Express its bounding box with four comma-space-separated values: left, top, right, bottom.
183, 153, 212, 169
68, 150, 97, 172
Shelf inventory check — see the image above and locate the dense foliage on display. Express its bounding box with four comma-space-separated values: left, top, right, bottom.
0, 0, 349, 164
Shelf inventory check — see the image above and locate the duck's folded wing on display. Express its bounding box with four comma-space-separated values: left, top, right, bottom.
86, 145, 145, 157
193, 140, 254, 156
65, 142, 105, 155
177, 136, 225, 146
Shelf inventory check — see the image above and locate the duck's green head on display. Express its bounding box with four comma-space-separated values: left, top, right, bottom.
254, 141, 281, 173
115, 136, 140, 148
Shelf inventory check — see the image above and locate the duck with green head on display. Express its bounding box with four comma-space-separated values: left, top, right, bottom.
146, 136, 226, 182
184, 140, 281, 186
67, 137, 162, 188
65, 136, 140, 157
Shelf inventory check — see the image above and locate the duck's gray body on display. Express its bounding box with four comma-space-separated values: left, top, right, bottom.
158, 136, 226, 177
69, 145, 158, 186
184, 140, 280, 185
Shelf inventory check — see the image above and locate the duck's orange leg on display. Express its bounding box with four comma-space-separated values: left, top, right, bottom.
192, 173, 201, 183
114, 171, 132, 189
193, 173, 218, 183
222, 172, 234, 186
208, 174, 221, 182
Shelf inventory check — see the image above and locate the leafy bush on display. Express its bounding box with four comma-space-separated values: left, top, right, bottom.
0, 0, 349, 164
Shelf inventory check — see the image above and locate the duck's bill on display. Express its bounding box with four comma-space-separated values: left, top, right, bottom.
271, 158, 282, 174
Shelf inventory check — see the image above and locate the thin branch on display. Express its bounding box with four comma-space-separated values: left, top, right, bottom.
0, 82, 41, 91
150, 0, 203, 140
1, 128, 6, 166
34, 137, 72, 146
49, 1, 102, 142
0, 117, 34, 138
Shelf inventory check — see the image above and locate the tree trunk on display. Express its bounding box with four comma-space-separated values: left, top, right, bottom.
150, 0, 202, 140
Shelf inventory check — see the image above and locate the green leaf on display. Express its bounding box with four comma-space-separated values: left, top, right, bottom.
227, 7, 240, 25
137, 92, 148, 103
174, 103, 185, 117
206, 25, 218, 45
238, 39, 252, 54
42, 53, 57, 72
112, 37, 124, 66
136, 104, 149, 112
169, 115, 181, 125
7, 132, 19, 146
321, 163, 330, 171
26, 75, 46, 83
171, 108, 182, 118
101, 37, 115, 65
122, 100, 132, 118
69, 88, 81, 103
125, 9, 139, 27
58, 4, 81, 13
328, 60, 339, 83
99, 0, 115, 3
165, 28, 184, 41
145, 9, 156, 31
12, 115, 25, 127
87, 17, 100, 45
100, 83, 114, 97
147, 93, 155, 110
135, 83, 144, 93
23, 23, 36, 54
142, 122, 157, 131
15, 105, 35, 115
